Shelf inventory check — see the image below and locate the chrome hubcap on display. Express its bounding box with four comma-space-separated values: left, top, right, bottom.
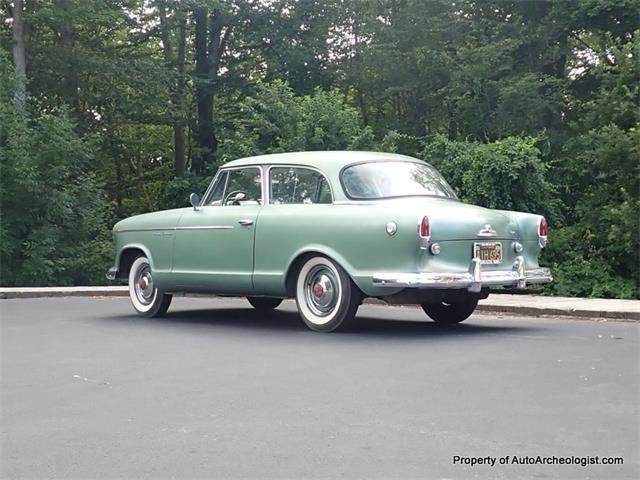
304, 266, 339, 317
134, 266, 154, 305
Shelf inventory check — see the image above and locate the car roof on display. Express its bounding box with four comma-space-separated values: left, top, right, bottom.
221, 151, 421, 170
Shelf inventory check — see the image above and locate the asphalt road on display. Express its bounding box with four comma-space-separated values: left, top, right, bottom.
1, 297, 638, 480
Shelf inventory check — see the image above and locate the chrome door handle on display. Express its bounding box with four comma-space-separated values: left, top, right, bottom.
238, 219, 254, 226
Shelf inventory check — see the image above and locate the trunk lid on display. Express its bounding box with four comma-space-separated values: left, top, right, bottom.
382, 197, 518, 241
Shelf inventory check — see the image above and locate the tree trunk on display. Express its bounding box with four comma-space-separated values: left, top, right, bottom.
55, 0, 80, 115
194, 7, 216, 174
11, 0, 27, 110
158, 1, 186, 177
352, 18, 369, 126
174, 16, 187, 177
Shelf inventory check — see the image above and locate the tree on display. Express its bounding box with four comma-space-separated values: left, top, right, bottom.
0, 58, 112, 286
218, 80, 373, 160
192, 5, 230, 173
0, 0, 637, 297
9, 0, 28, 110
156, 0, 187, 176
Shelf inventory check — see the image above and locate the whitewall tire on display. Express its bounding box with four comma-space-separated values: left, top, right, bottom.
295, 256, 361, 332
128, 256, 172, 317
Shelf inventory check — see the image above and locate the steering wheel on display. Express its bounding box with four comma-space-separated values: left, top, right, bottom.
224, 190, 248, 206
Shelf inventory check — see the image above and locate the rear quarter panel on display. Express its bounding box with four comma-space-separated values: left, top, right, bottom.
253, 205, 546, 298
253, 203, 420, 296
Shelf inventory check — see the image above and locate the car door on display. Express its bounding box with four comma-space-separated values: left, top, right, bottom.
252, 165, 334, 295
171, 166, 263, 293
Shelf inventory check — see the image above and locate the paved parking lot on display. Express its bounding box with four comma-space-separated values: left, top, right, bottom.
1, 297, 638, 479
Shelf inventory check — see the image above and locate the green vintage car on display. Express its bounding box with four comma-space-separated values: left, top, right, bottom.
107, 151, 552, 332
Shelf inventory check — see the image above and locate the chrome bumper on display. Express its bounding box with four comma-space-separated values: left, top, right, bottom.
105, 267, 118, 281
372, 256, 552, 292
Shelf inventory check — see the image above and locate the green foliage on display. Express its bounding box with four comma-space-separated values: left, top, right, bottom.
541, 227, 638, 299
552, 125, 639, 284
0, 1, 637, 298
422, 135, 558, 220
159, 173, 213, 211
0, 60, 112, 286
379, 131, 422, 157
218, 81, 371, 160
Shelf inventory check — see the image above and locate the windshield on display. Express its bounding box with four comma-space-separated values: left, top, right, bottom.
341, 161, 458, 200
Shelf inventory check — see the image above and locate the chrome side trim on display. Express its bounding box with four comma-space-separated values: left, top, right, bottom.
372, 257, 552, 291
116, 227, 176, 233
115, 226, 232, 233
332, 200, 378, 205
175, 225, 234, 231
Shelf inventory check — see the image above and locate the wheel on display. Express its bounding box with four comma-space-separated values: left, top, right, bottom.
421, 298, 478, 324
128, 256, 172, 317
247, 297, 283, 311
295, 256, 361, 332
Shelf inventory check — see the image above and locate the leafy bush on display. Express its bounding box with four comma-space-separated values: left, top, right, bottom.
553, 125, 639, 284
378, 130, 423, 157
218, 80, 372, 160
421, 134, 558, 220
0, 64, 112, 286
159, 173, 213, 211
541, 226, 638, 299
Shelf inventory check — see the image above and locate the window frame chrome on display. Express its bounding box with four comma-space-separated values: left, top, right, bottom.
266, 164, 334, 206
200, 165, 266, 208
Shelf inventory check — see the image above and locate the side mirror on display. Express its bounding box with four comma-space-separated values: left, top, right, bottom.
189, 192, 201, 210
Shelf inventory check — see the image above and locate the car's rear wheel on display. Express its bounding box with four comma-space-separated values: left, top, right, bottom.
295, 256, 361, 332
247, 297, 283, 311
128, 256, 172, 317
421, 298, 478, 324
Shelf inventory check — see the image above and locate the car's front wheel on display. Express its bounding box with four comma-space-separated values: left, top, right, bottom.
128, 256, 172, 317
421, 298, 478, 324
295, 256, 361, 332
247, 297, 283, 311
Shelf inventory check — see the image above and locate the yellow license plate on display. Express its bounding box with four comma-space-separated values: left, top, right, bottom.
474, 242, 502, 264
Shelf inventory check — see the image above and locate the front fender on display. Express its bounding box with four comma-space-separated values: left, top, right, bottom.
111, 241, 155, 278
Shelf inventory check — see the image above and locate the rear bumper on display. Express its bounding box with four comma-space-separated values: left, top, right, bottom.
372, 256, 552, 292
105, 267, 118, 281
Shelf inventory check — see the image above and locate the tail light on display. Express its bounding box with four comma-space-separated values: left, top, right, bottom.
538, 216, 548, 248
420, 216, 430, 237
419, 215, 430, 249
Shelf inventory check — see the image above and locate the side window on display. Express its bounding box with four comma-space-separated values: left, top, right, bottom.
204, 171, 228, 206
224, 168, 262, 205
270, 167, 333, 204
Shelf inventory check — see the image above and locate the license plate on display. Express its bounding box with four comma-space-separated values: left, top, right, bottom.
474, 242, 502, 264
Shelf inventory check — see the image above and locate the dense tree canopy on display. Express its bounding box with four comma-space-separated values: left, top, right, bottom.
1, 0, 638, 298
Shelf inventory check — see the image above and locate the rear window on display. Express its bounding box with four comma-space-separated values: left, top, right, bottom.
341, 161, 457, 200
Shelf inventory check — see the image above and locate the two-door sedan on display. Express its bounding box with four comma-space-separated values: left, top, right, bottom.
107, 151, 552, 332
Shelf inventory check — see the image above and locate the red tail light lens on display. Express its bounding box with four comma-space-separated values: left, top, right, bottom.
539, 217, 548, 237
420, 216, 430, 238
538, 216, 548, 248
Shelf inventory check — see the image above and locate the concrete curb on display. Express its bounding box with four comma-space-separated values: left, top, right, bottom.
474, 303, 640, 321
1, 287, 638, 322
363, 298, 640, 322
0, 286, 128, 299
